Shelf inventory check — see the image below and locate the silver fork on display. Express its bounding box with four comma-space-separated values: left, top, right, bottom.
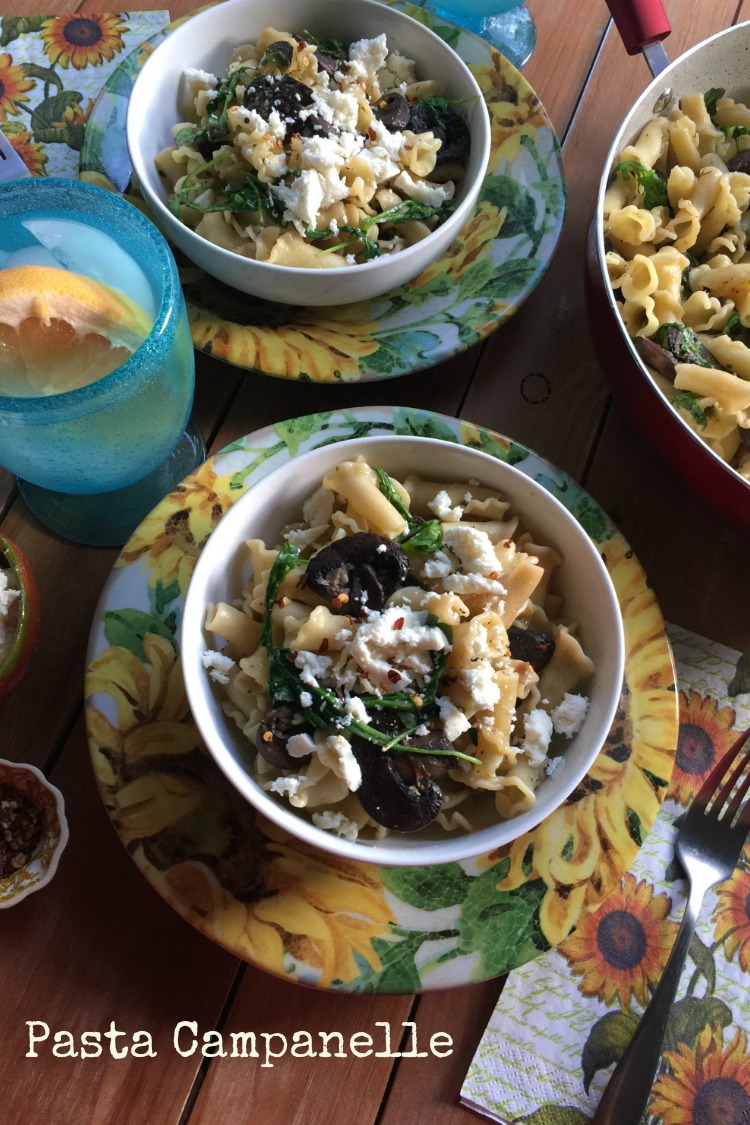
593, 726, 750, 1124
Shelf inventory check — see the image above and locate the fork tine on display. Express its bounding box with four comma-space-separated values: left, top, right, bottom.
701, 727, 750, 809
726, 748, 750, 827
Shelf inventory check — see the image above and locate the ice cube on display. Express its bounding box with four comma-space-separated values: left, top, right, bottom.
4, 245, 61, 269
21, 218, 156, 316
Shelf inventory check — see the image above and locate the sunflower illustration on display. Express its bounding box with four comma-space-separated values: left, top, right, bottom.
147, 843, 395, 987
470, 57, 550, 170
0, 53, 34, 123
117, 460, 238, 595
559, 872, 677, 1008
86, 628, 395, 987
188, 308, 380, 381
0, 123, 47, 176
40, 14, 127, 70
713, 866, 750, 972
649, 1024, 750, 1125
668, 690, 737, 806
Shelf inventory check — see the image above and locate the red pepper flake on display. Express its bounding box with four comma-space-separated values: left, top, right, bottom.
0, 784, 43, 880
298, 38, 307, 48
387, 670, 401, 684
393, 616, 405, 630
503, 539, 513, 548
318, 637, 329, 654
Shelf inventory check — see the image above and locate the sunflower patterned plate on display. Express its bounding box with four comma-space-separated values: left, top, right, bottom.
84, 407, 678, 994
78, 3, 565, 383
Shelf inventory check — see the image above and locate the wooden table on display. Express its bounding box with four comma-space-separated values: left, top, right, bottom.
2, 1, 749, 1121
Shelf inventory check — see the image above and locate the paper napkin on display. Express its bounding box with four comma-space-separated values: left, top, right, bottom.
0, 11, 169, 179
462, 623, 750, 1125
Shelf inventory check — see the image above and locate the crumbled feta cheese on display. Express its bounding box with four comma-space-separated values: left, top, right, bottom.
377, 49, 417, 91
459, 661, 500, 711
200, 649, 235, 684
442, 524, 500, 574
320, 734, 362, 791
520, 709, 553, 766
349, 605, 450, 690
293, 650, 333, 687
348, 34, 389, 81
299, 691, 313, 709
269, 775, 304, 799
552, 693, 590, 738
392, 170, 454, 207
312, 809, 360, 840
442, 573, 506, 597
428, 490, 464, 521
0, 570, 20, 662
287, 732, 316, 758
545, 755, 565, 778
437, 696, 471, 742
315, 88, 361, 132
420, 549, 453, 579
344, 695, 370, 723
272, 169, 324, 231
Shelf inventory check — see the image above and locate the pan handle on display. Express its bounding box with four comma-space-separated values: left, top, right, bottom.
605, 0, 671, 55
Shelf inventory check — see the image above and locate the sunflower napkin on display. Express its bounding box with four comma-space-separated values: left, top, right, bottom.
461, 623, 750, 1125
0, 11, 169, 179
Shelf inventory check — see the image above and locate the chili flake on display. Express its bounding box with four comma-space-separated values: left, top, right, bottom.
0, 783, 43, 880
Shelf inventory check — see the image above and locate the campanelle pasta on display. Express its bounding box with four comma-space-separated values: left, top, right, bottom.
201, 457, 594, 842
604, 88, 750, 479
155, 28, 471, 268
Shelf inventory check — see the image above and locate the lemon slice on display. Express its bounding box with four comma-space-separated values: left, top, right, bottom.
0, 265, 153, 397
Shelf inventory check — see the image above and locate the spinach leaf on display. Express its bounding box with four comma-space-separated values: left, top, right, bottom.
704, 87, 726, 117
672, 391, 708, 428
612, 159, 670, 209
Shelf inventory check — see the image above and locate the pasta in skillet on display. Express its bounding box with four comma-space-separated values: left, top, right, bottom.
604, 87, 750, 479
201, 457, 594, 842
155, 27, 472, 268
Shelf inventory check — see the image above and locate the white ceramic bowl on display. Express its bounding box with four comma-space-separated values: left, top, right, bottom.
181, 435, 625, 866
126, 0, 490, 307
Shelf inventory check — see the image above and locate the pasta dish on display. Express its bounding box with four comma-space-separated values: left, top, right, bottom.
200, 457, 594, 841
604, 87, 750, 479
155, 27, 471, 268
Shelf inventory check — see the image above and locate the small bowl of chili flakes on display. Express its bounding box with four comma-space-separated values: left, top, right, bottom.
0, 759, 68, 908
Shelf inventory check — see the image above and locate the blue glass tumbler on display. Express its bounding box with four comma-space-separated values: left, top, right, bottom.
0, 178, 205, 547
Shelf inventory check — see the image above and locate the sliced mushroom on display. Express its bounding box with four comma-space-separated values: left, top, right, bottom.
508, 625, 556, 673
373, 91, 411, 130
402, 730, 460, 777
727, 149, 750, 174
634, 335, 678, 379
313, 47, 340, 78
260, 41, 294, 72
305, 532, 409, 616
242, 74, 336, 137
256, 704, 312, 770
407, 101, 470, 165
353, 743, 444, 832
654, 323, 726, 369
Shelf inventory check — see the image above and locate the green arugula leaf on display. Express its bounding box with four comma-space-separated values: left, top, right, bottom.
705, 87, 726, 117
672, 391, 708, 428
612, 159, 670, 209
